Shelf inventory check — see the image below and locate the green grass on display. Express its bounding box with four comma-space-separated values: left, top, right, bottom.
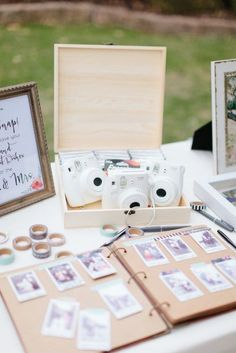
1, 22, 236, 159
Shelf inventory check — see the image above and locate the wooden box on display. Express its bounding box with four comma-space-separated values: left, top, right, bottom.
54, 44, 190, 228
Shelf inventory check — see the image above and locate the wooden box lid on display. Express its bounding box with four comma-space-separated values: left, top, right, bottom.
54, 44, 166, 152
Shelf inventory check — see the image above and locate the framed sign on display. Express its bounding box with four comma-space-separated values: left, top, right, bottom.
211, 59, 236, 174
0, 82, 55, 216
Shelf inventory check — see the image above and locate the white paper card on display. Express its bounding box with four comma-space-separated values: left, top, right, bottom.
190, 229, 225, 253
160, 269, 203, 302
46, 261, 84, 291
212, 256, 236, 284
133, 239, 169, 266
42, 299, 79, 338
77, 250, 116, 279
8, 270, 46, 302
160, 236, 196, 261
191, 263, 233, 292
0, 94, 45, 203
95, 279, 142, 319
77, 308, 111, 351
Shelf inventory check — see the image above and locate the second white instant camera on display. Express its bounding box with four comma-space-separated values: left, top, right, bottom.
102, 161, 185, 209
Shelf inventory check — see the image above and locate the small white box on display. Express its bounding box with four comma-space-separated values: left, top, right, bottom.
194, 172, 236, 228
54, 44, 190, 228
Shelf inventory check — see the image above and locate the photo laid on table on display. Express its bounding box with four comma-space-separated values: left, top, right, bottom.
212, 256, 236, 284
191, 263, 233, 292
42, 299, 79, 338
46, 261, 85, 291
95, 279, 143, 319
190, 229, 225, 253
8, 271, 46, 302
160, 269, 203, 302
77, 250, 116, 279
77, 308, 111, 351
160, 236, 196, 261
133, 238, 169, 266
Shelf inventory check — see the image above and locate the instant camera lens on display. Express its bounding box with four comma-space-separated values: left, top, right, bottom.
151, 178, 178, 206
156, 188, 166, 198
93, 177, 103, 187
82, 168, 105, 195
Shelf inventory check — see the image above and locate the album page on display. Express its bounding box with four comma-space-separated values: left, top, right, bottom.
0, 247, 168, 353
110, 225, 236, 324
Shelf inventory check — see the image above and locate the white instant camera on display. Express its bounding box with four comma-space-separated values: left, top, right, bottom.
102, 161, 184, 209
102, 169, 150, 209
61, 154, 106, 207
148, 161, 185, 207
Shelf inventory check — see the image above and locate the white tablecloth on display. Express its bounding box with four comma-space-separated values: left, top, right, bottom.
1, 139, 236, 353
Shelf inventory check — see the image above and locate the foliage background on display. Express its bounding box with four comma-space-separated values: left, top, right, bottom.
2, 0, 236, 15
1, 2, 236, 159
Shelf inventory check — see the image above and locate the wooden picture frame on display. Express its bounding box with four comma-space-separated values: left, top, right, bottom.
211, 59, 236, 174
0, 82, 55, 216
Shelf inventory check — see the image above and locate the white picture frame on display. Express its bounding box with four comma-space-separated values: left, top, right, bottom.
211, 59, 236, 174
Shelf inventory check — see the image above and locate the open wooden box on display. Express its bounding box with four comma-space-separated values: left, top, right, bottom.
54, 44, 190, 228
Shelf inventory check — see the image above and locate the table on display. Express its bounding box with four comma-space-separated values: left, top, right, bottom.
1, 139, 236, 353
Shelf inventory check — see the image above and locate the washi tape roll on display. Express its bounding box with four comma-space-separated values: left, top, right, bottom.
126, 227, 144, 238
48, 233, 65, 247
29, 224, 48, 241
0, 248, 15, 265
13, 236, 32, 251
32, 242, 51, 259
100, 224, 118, 238
0, 232, 9, 245
55, 251, 74, 259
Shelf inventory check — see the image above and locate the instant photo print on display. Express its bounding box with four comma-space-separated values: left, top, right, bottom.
0, 245, 168, 353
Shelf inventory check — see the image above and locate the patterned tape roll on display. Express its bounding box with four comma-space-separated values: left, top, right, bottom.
190, 201, 206, 211
29, 224, 48, 240
48, 233, 65, 247
100, 224, 118, 238
126, 227, 144, 238
13, 236, 32, 251
0, 248, 15, 265
0, 232, 9, 245
32, 242, 51, 259
55, 251, 74, 259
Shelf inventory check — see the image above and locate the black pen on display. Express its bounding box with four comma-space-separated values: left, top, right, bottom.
102, 224, 191, 247
217, 229, 236, 249
140, 224, 191, 233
